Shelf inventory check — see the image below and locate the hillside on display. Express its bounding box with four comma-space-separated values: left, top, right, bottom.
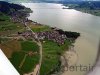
0, 1, 32, 15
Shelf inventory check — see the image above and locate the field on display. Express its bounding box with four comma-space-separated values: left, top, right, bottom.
0, 13, 24, 36
31, 25, 51, 32
0, 39, 40, 74
21, 54, 39, 73
10, 52, 26, 74
40, 40, 71, 75
21, 41, 39, 52
0, 40, 21, 58
9, 41, 40, 74
10, 52, 40, 74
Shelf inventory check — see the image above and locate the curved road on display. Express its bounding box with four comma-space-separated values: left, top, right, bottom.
26, 25, 42, 75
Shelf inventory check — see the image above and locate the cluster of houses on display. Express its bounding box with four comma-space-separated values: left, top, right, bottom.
18, 31, 33, 38
18, 30, 38, 41
10, 12, 42, 26
10, 13, 28, 25
18, 30, 67, 45
36, 31, 67, 45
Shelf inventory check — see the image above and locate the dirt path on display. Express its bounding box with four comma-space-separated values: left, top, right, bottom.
24, 25, 42, 75
36, 41, 42, 75
19, 54, 28, 68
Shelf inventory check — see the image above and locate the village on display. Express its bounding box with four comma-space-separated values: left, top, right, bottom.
10, 11, 69, 45
0, 4, 80, 75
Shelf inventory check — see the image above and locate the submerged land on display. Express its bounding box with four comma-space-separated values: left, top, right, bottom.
0, 1, 80, 75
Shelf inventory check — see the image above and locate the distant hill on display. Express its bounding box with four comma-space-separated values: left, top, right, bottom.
77, 1, 100, 9
65, 1, 100, 10
0, 1, 26, 15
1, 0, 100, 3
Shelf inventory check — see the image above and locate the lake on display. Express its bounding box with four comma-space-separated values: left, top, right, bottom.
22, 3, 100, 75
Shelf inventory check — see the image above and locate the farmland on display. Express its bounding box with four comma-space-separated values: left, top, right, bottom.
40, 39, 71, 75
0, 39, 40, 74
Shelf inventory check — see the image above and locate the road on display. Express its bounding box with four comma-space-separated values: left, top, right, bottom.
25, 25, 42, 75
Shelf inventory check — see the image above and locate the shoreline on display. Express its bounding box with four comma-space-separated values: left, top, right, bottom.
26, 16, 80, 75
27, 20, 80, 75
0, 1, 99, 75
22, 3, 100, 75
24, 4, 80, 75
62, 4, 100, 16
0, 2, 80, 75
